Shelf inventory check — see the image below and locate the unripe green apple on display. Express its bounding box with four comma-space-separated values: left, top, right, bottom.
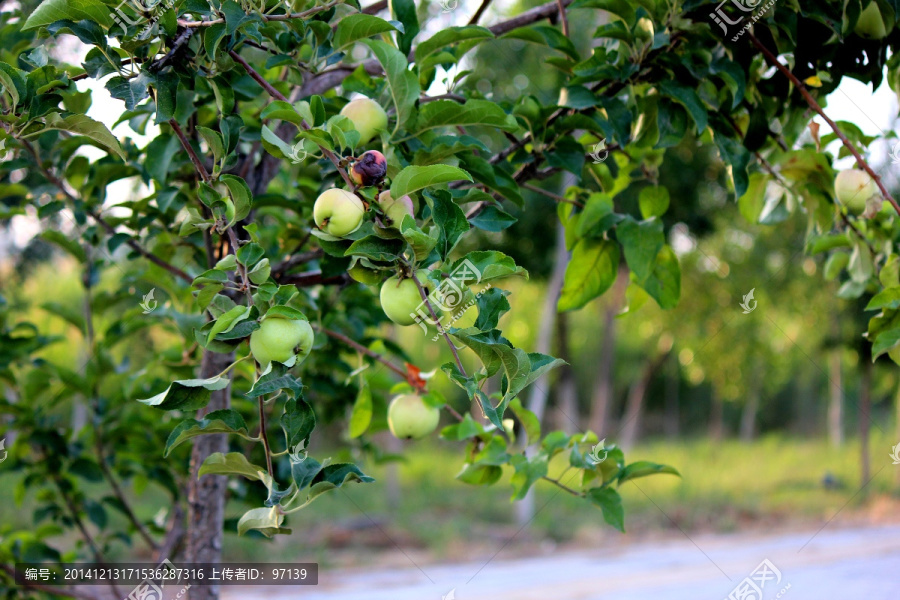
348, 263, 383, 286
249, 317, 314, 366
313, 188, 365, 237
855, 2, 890, 39
387, 394, 440, 439
635, 17, 654, 42
340, 98, 388, 145
349, 150, 387, 187
379, 270, 432, 326
835, 168, 878, 214
377, 190, 415, 227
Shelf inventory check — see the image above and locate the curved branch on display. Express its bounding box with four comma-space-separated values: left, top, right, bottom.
177, 0, 341, 27
314, 325, 427, 391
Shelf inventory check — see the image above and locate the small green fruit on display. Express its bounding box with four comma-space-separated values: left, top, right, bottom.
379, 270, 432, 326
314, 188, 365, 237
635, 17, 655, 41
835, 169, 878, 214
348, 264, 384, 286
249, 317, 314, 367
340, 98, 388, 145
854, 2, 890, 39
387, 394, 440, 439
377, 191, 415, 228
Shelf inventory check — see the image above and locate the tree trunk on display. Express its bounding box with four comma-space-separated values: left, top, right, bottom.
859, 352, 872, 490
620, 352, 669, 450
709, 389, 724, 443
587, 267, 628, 436
553, 313, 579, 434
186, 349, 234, 600
664, 355, 679, 439
516, 220, 568, 528
739, 370, 761, 442
828, 349, 843, 447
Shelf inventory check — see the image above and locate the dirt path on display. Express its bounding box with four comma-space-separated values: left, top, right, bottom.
223, 523, 900, 599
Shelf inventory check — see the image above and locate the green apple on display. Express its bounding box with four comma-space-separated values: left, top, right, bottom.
377, 191, 415, 227
313, 188, 365, 237
340, 98, 388, 145
387, 394, 440, 439
249, 317, 314, 366
855, 2, 890, 39
835, 168, 878, 214
379, 270, 432, 326
348, 263, 384, 286
635, 17, 655, 42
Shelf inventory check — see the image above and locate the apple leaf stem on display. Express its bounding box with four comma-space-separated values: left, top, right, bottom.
748, 33, 900, 217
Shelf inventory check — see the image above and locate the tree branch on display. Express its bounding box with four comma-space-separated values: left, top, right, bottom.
748, 33, 900, 217
314, 325, 426, 391
177, 0, 341, 27
409, 270, 467, 377
469, 0, 493, 25
278, 271, 347, 287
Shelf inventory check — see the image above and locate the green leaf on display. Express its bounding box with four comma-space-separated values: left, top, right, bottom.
399, 216, 440, 261
363, 39, 419, 130
281, 397, 316, 449
348, 385, 373, 438
586, 487, 625, 532
639, 245, 681, 309
391, 165, 473, 198
456, 463, 503, 485
415, 26, 494, 62
220, 174, 253, 225
415, 99, 519, 134
260, 101, 307, 126
390, 0, 419, 55
638, 186, 670, 219
866, 287, 900, 311
502, 24, 579, 60
199, 452, 266, 481
429, 190, 471, 259
24, 0, 113, 30
509, 397, 541, 446
197, 126, 225, 164
618, 461, 680, 483
164, 409, 252, 456
42, 113, 124, 159
290, 463, 375, 510
246, 362, 303, 398
558, 239, 619, 312
345, 235, 405, 261
617, 217, 664, 283
138, 376, 230, 411
333, 14, 400, 49
510, 454, 548, 500
469, 205, 517, 232
207, 305, 252, 344
237, 506, 286, 537
659, 81, 707, 134
40, 230, 86, 262
473, 287, 511, 330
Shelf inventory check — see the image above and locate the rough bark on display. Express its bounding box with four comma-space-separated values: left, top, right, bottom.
586, 267, 628, 436
186, 350, 234, 600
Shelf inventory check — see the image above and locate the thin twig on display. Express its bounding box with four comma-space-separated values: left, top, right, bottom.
314, 325, 426, 392
227, 50, 357, 189
258, 395, 274, 477
541, 476, 583, 497
748, 33, 900, 217
555, 0, 569, 36
521, 182, 584, 207
409, 270, 466, 377
468, 0, 493, 25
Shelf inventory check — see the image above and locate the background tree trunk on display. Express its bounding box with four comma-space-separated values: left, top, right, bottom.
516, 220, 568, 528
587, 267, 628, 436
709, 388, 724, 443
859, 352, 872, 490
620, 352, 669, 450
664, 355, 680, 439
828, 348, 843, 447
553, 313, 579, 433
186, 349, 234, 600
739, 365, 761, 442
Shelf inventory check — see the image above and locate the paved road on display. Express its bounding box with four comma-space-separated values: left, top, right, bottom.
224, 523, 900, 600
